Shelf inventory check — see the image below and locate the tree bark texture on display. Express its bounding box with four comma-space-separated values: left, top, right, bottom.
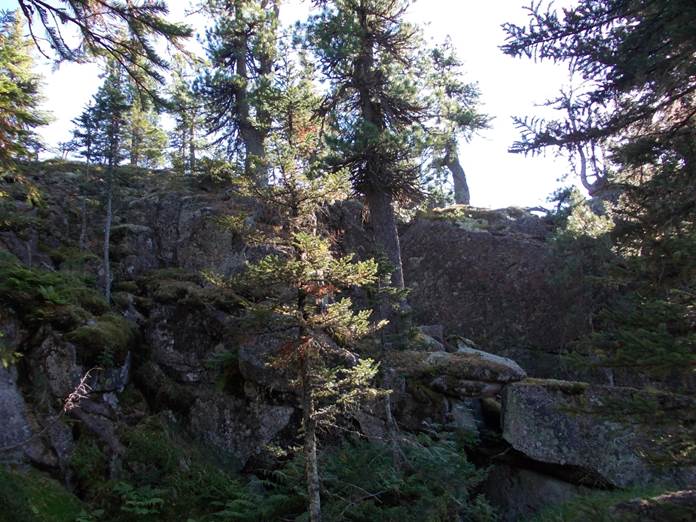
301, 353, 322, 522
366, 189, 404, 290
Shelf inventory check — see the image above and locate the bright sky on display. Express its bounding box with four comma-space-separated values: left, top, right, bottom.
1, 0, 578, 209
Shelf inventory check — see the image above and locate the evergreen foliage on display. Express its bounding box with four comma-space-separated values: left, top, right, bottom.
71, 60, 130, 168
14, 0, 190, 95
217, 437, 497, 522
504, 0, 696, 384
0, 10, 47, 166
424, 38, 489, 204
306, 0, 487, 304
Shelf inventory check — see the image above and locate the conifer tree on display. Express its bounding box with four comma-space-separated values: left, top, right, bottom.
126, 92, 167, 169
231, 53, 384, 522
70, 102, 99, 166
71, 59, 130, 301
503, 0, 696, 375
307, 0, 425, 298
504, 0, 696, 465
0, 10, 47, 166
198, 0, 280, 184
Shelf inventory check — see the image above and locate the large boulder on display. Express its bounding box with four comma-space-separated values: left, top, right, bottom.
0, 366, 33, 464
502, 380, 696, 488
483, 464, 591, 522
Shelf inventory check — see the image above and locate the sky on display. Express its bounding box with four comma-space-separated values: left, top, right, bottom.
1, 0, 578, 209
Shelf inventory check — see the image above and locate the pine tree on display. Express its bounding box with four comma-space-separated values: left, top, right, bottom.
229, 53, 384, 522
504, 0, 696, 465
306, 0, 425, 298
426, 39, 489, 205
503, 0, 696, 373
198, 0, 280, 184
0, 10, 48, 166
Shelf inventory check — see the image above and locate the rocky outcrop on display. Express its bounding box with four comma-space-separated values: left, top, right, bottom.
189, 394, 293, 469
502, 379, 696, 488
401, 210, 596, 380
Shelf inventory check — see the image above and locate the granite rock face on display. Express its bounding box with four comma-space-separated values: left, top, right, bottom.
189, 393, 294, 470
502, 380, 696, 488
400, 212, 595, 378
0, 366, 33, 464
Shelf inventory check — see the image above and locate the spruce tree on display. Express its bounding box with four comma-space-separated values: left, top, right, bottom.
0, 10, 47, 166
230, 53, 383, 522
126, 92, 167, 169
198, 0, 280, 184
70, 102, 99, 166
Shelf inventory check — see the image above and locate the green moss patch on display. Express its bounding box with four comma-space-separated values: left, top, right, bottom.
66, 313, 137, 366
0, 467, 83, 522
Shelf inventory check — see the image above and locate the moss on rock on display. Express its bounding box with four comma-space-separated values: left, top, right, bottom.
66, 313, 137, 366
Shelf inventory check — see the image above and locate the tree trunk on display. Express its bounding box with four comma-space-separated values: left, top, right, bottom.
233, 6, 269, 186
366, 189, 408, 337
240, 125, 267, 184
366, 189, 404, 290
103, 170, 113, 303
446, 148, 470, 205
301, 352, 322, 522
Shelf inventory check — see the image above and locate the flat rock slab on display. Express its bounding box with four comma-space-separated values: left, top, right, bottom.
502, 380, 696, 488
386, 349, 526, 400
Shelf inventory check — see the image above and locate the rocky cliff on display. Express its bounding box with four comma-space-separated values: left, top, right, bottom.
1, 162, 693, 521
